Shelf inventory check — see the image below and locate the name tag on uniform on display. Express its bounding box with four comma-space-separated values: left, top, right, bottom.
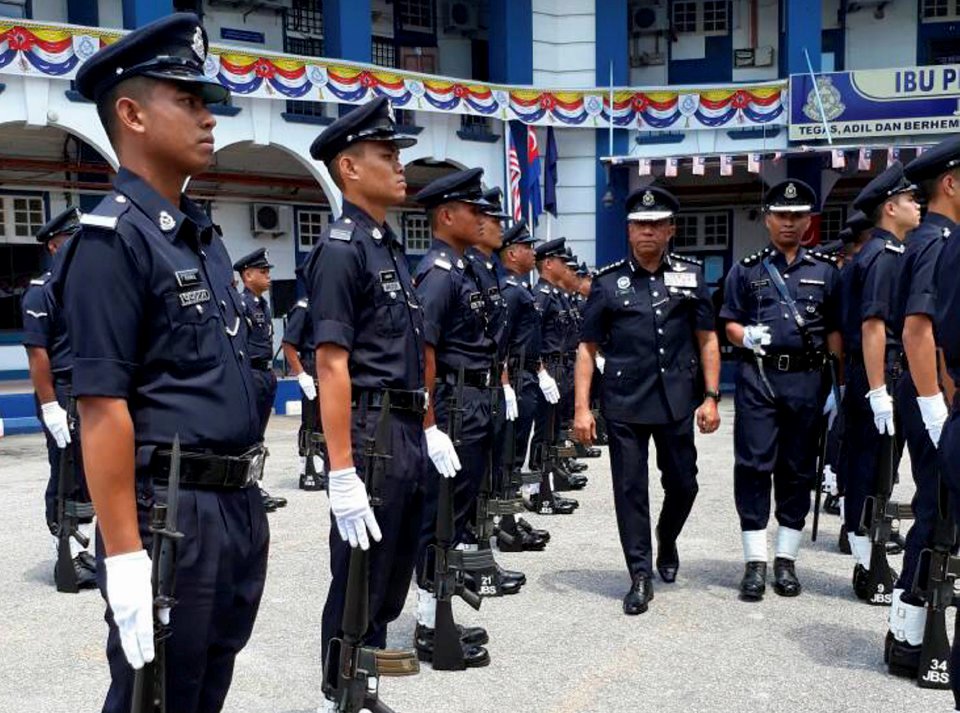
750, 278, 770, 290
487, 286, 501, 302
664, 271, 697, 289
179, 288, 211, 307
379, 269, 401, 293
175, 269, 201, 287
469, 292, 483, 310
799, 278, 825, 286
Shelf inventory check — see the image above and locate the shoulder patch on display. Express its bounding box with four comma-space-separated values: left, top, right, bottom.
30, 272, 50, 286
80, 213, 119, 230
740, 247, 771, 266
884, 241, 905, 254
295, 298, 308, 309
539, 285, 552, 294
434, 257, 452, 271
596, 259, 626, 276
328, 226, 354, 242
670, 252, 703, 266
808, 250, 839, 267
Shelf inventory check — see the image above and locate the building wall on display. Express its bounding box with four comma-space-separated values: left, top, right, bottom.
548, 128, 596, 266
842, 0, 918, 70
201, 4, 287, 53
532, 0, 596, 87
730, 0, 780, 83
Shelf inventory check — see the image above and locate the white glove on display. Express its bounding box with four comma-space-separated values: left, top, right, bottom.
595, 355, 605, 374
917, 394, 948, 446
502, 385, 519, 421
742, 325, 772, 355
425, 425, 461, 478
104, 550, 155, 670
328, 467, 381, 550
40, 401, 71, 449
867, 386, 895, 435
538, 369, 560, 404
297, 371, 317, 400
823, 385, 845, 422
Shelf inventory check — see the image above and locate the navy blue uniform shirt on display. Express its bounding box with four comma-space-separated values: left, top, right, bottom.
282, 298, 314, 368
238, 286, 274, 362
22, 271, 72, 374
302, 201, 425, 391
59, 167, 261, 453
721, 244, 841, 353
561, 291, 582, 353
535, 279, 566, 356
839, 228, 905, 353
934, 220, 960, 383
581, 253, 714, 424
501, 273, 542, 361
893, 212, 954, 336
414, 238, 496, 375
464, 248, 509, 363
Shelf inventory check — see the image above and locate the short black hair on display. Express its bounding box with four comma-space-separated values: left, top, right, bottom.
918, 167, 960, 203
95, 76, 158, 143
327, 142, 367, 190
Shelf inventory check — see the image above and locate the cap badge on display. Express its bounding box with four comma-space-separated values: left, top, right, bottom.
191, 27, 205, 61
642, 191, 655, 207
264, 249, 270, 260
785, 183, 798, 199
158, 211, 176, 232
617, 276, 630, 289
387, 101, 396, 123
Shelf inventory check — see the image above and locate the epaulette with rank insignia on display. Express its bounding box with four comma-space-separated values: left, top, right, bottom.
596, 259, 626, 276
30, 272, 50, 287
327, 218, 354, 242
539, 285, 551, 294
884, 241, 905, 254
741, 247, 773, 266
433, 257, 452, 271
78, 193, 131, 231
670, 253, 703, 266
808, 250, 840, 268
295, 298, 308, 309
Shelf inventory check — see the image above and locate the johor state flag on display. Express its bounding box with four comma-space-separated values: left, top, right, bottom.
527, 127, 543, 225
544, 126, 559, 218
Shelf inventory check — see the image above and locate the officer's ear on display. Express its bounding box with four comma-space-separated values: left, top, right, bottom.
332, 144, 367, 188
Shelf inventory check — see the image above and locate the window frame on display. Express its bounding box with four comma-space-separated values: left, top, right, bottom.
402, 212, 432, 255
819, 206, 846, 242
671, 0, 730, 36
295, 207, 331, 252
397, 0, 436, 34
671, 210, 731, 253
372, 36, 398, 68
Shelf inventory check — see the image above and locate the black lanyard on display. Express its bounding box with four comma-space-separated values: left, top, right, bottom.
761, 256, 814, 352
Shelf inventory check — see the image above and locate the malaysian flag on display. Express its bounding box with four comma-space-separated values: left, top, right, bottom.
831, 149, 846, 169
720, 154, 733, 176
887, 147, 900, 165
858, 148, 872, 171
692, 156, 706, 176
665, 157, 678, 177
638, 158, 652, 176
527, 126, 543, 225
508, 130, 522, 221
747, 153, 761, 174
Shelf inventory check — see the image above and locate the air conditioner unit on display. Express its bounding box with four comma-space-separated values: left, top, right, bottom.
630, 2, 668, 36
444, 1, 479, 33
251, 204, 289, 237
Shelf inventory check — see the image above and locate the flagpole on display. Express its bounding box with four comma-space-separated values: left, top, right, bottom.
608, 60, 614, 157
503, 119, 513, 221
804, 47, 833, 146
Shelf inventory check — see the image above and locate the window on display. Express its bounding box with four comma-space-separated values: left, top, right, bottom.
672, 212, 729, 251
286, 36, 325, 58
460, 114, 491, 132
820, 206, 846, 241
285, 30, 326, 118
921, 0, 953, 19
372, 37, 397, 68
297, 209, 329, 250
0, 0, 27, 19
672, 1, 697, 33
398, 0, 435, 32
702, 1, 729, 33
289, 0, 324, 35
11, 197, 44, 240
403, 213, 432, 254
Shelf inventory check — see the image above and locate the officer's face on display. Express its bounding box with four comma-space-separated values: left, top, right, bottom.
47, 233, 69, 256
627, 219, 673, 262
441, 202, 485, 245
343, 142, 407, 206
510, 243, 535, 272
245, 267, 271, 293
886, 192, 921, 232
764, 211, 810, 248
479, 215, 504, 251
138, 82, 217, 176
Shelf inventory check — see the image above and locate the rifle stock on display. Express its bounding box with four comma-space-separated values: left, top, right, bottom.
54, 397, 91, 593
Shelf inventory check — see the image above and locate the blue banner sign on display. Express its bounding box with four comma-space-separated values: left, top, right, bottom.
790, 65, 960, 140
220, 27, 266, 45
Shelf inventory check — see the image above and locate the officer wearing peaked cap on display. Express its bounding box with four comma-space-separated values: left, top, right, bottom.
839, 163, 919, 601
21, 207, 97, 590
300, 97, 430, 703
575, 186, 721, 615
721, 179, 842, 602
56, 14, 269, 712
886, 136, 960, 678
233, 248, 285, 512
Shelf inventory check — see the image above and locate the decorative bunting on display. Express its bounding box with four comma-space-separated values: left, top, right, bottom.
831, 149, 846, 169
720, 155, 733, 176
747, 153, 761, 174
638, 158, 652, 176
692, 156, 706, 176
887, 147, 900, 165
664, 157, 678, 177
857, 148, 872, 171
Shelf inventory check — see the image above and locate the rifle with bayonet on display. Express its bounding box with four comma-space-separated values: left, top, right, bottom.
812, 354, 842, 542
322, 394, 419, 712
54, 397, 94, 593
536, 362, 578, 515
861, 433, 913, 606
428, 367, 485, 670
130, 434, 185, 713
913, 471, 958, 690
299, 382, 327, 489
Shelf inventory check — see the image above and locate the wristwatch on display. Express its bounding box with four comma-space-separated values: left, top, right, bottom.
704, 389, 721, 403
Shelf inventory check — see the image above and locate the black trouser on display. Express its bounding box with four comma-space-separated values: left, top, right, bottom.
606, 415, 699, 578
530, 357, 564, 470
99, 480, 270, 713
251, 367, 277, 440
38, 376, 91, 532
321, 409, 428, 659
512, 370, 539, 472
733, 362, 824, 532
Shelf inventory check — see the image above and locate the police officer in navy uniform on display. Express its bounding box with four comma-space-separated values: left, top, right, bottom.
56, 15, 270, 712
282, 292, 325, 491
234, 247, 286, 511
885, 137, 960, 675
574, 186, 720, 615
721, 179, 842, 602
21, 206, 97, 589
302, 98, 431, 701
840, 163, 919, 600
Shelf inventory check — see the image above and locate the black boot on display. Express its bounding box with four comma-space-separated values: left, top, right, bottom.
622, 574, 654, 615
838, 525, 851, 554
823, 493, 841, 516
414, 626, 490, 667
655, 531, 679, 584
852, 564, 871, 600
299, 471, 325, 491
516, 517, 550, 542
886, 634, 921, 678
54, 555, 98, 591
772, 557, 801, 597
739, 562, 767, 602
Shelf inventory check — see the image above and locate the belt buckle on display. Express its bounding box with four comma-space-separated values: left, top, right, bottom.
246, 448, 266, 486
777, 354, 790, 371
483, 371, 491, 387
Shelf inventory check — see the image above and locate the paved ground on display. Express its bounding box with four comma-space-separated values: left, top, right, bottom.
0, 404, 954, 713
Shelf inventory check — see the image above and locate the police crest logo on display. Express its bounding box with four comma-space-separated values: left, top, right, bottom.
642, 191, 655, 207
158, 211, 177, 232
617, 276, 630, 290
191, 26, 205, 61
785, 183, 798, 200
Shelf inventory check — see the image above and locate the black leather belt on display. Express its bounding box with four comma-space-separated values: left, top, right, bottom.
351, 387, 428, 414
438, 369, 491, 388
542, 353, 563, 364
151, 445, 266, 489
755, 351, 826, 372
250, 358, 272, 370
509, 357, 541, 373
